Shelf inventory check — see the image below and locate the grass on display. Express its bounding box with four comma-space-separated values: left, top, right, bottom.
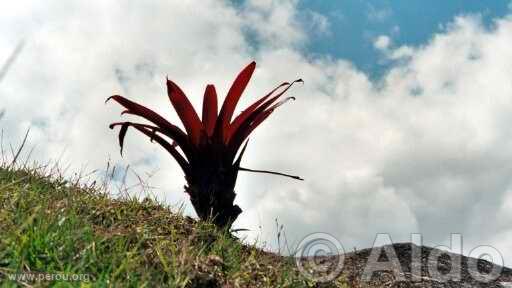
0, 165, 349, 287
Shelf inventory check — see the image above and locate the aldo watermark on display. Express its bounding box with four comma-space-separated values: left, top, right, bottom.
295, 232, 508, 284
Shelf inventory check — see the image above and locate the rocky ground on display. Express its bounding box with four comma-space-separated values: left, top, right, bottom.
303, 242, 512, 287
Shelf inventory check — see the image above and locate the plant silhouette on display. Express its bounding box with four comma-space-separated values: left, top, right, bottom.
107, 61, 302, 228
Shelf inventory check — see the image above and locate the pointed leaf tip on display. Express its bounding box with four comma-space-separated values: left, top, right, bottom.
202, 84, 218, 137
118, 122, 130, 156
217, 61, 257, 141
166, 79, 203, 145
105, 95, 115, 104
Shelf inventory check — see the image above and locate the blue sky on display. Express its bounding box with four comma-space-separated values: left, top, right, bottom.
297, 0, 511, 77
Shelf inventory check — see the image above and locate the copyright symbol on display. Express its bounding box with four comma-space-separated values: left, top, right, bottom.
295, 232, 345, 282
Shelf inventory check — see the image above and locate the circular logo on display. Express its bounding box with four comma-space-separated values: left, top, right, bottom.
295, 232, 345, 282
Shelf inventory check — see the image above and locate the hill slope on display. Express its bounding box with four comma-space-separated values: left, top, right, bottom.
0, 166, 510, 287
339, 243, 512, 287
0, 167, 323, 287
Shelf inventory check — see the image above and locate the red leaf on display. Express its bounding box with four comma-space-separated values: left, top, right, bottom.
216, 61, 256, 142
227, 79, 302, 146
202, 84, 218, 137
116, 122, 129, 156
131, 123, 190, 175
238, 96, 296, 143
228, 81, 290, 140
110, 121, 190, 175
242, 109, 272, 139
106, 95, 193, 158
110, 122, 160, 154
241, 96, 296, 142
166, 79, 203, 146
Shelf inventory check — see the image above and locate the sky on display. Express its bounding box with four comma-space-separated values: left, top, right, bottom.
1, 0, 512, 266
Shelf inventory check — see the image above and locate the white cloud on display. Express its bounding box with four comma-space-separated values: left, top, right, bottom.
373, 35, 415, 62
240, 0, 306, 48
389, 45, 414, 60
1, 0, 512, 267
374, 35, 391, 50
307, 10, 330, 35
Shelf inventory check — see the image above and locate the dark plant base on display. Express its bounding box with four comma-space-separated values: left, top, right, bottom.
185, 184, 242, 229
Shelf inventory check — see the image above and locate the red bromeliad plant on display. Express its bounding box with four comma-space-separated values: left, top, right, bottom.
107, 61, 303, 228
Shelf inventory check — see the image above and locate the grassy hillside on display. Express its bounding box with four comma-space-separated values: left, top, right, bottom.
3, 166, 512, 288
0, 166, 349, 287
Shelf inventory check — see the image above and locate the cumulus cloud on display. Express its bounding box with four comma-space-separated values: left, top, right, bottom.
373, 34, 415, 61
240, 0, 306, 48
389, 45, 415, 60
1, 1, 512, 266
305, 10, 331, 35
374, 35, 391, 50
